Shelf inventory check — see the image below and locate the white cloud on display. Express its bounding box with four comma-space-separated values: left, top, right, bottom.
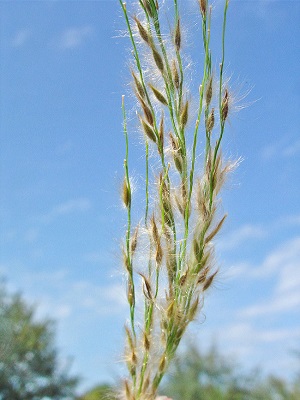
41, 198, 91, 223
11, 29, 30, 47
262, 137, 300, 160
232, 237, 300, 318
58, 26, 93, 49
240, 290, 300, 318
218, 224, 266, 251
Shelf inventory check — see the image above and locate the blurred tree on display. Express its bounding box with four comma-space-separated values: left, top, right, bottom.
162, 341, 299, 400
0, 282, 78, 400
77, 384, 114, 400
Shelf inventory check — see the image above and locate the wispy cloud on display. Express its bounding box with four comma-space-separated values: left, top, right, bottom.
233, 236, 300, 318
262, 137, 300, 160
219, 224, 266, 251
41, 198, 91, 223
58, 26, 93, 49
11, 29, 31, 47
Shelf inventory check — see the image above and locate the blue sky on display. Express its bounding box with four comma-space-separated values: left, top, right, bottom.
0, 0, 300, 394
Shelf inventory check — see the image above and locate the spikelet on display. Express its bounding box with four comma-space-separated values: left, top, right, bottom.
169, 133, 183, 174
205, 108, 215, 133
130, 225, 139, 254
172, 60, 180, 90
139, 273, 153, 300
180, 100, 189, 128
131, 70, 145, 99
174, 18, 181, 51
221, 88, 229, 122
149, 84, 168, 105
158, 114, 165, 152
203, 269, 218, 291
122, 178, 131, 208
127, 280, 135, 307
142, 0, 154, 18
140, 117, 157, 142
205, 214, 227, 243
134, 16, 150, 45
205, 75, 213, 106
199, 0, 207, 16
151, 46, 164, 73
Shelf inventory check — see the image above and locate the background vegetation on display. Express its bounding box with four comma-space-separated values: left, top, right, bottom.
1, 281, 299, 399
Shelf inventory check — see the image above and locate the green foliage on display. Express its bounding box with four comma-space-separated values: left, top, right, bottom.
77, 384, 114, 400
0, 282, 78, 400
162, 341, 300, 400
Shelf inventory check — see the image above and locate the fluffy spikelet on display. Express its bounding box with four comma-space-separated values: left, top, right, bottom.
205, 75, 213, 106
221, 88, 229, 122
139, 273, 153, 300
172, 60, 180, 90
144, 331, 150, 351
152, 49, 164, 73
141, 117, 157, 142
158, 114, 165, 152
130, 225, 139, 254
180, 100, 189, 127
170, 133, 183, 174
122, 178, 131, 208
199, 0, 207, 16
131, 70, 145, 99
205, 214, 227, 243
127, 280, 135, 307
134, 16, 150, 44
159, 355, 166, 373
174, 18, 181, 51
205, 108, 215, 133
142, 0, 154, 18
203, 269, 218, 291
149, 84, 168, 105
139, 96, 154, 126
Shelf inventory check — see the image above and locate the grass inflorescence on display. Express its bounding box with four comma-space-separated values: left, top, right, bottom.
118, 0, 234, 399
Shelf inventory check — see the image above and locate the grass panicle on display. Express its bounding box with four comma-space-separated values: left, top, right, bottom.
119, 0, 236, 399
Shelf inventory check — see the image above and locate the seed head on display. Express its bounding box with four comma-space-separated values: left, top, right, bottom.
141, 118, 157, 142
127, 279, 135, 307
143, 331, 150, 351
131, 70, 145, 99
205, 108, 215, 133
180, 100, 189, 128
122, 178, 131, 208
149, 84, 168, 105
199, 0, 207, 17
139, 273, 153, 300
142, 0, 154, 18
172, 60, 180, 90
205, 75, 213, 106
155, 243, 163, 265
152, 47, 164, 73
221, 88, 229, 122
158, 114, 165, 152
174, 18, 181, 51
130, 225, 139, 254
203, 270, 218, 291
138, 97, 154, 126
134, 16, 150, 45
159, 355, 167, 373
205, 214, 227, 243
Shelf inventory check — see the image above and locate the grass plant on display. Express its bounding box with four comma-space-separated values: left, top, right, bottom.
118, 0, 235, 398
